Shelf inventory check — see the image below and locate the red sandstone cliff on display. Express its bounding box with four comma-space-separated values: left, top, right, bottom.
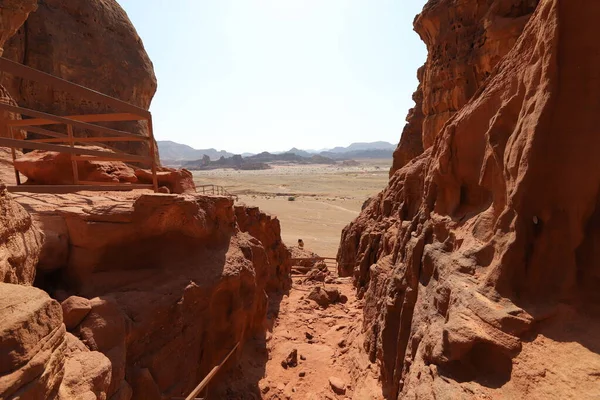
0, 0, 158, 158
391, 0, 538, 175
339, 0, 600, 398
1, 187, 292, 399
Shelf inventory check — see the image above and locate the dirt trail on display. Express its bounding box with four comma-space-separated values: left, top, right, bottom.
212, 271, 384, 400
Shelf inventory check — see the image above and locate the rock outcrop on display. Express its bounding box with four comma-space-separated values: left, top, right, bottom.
0, 181, 42, 284
0, 0, 157, 158
0, 283, 112, 400
339, 0, 600, 398
12, 148, 197, 194
390, 0, 539, 175
11, 191, 291, 399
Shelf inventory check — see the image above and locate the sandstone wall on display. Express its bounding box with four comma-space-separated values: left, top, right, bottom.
19, 193, 291, 399
391, 0, 539, 175
339, 0, 600, 398
0, 0, 158, 158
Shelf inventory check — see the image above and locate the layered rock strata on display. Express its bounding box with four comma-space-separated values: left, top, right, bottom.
339, 0, 600, 398
11, 191, 291, 399
0, 0, 158, 158
391, 0, 539, 175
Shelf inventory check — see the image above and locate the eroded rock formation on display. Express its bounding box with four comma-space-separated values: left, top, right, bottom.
339, 0, 600, 398
7, 191, 291, 399
0, 0, 157, 158
12, 148, 196, 194
391, 0, 538, 175
0, 182, 42, 284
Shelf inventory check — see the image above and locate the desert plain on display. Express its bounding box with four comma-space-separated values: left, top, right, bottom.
192, 159, 391, 257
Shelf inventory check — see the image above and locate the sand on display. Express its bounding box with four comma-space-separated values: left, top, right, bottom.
192, 159, 390, 257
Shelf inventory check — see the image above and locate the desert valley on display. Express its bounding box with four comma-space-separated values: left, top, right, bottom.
1, 1, 600, 400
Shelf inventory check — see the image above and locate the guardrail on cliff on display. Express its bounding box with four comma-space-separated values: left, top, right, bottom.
172, 342, 240, 400
197, 184, 238, 200
0, 57, 159, 193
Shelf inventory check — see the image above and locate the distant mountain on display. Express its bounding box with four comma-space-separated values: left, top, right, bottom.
327, 141, 396, 154
158, 141, 234, 162
158, 140, 395, 166
285, 147, 314, 157
183, 151, 336, 171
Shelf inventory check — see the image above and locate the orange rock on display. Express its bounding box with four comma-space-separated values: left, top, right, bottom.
390, 0, 538, 175
14, 148, 138, 185
1, 0, 157, 159
135, 167, 197, 194
0, 182, 42, 284
339, 0, 600, 398
61, 295, 92, 330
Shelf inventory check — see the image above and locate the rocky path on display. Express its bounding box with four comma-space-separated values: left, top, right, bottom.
212, 273, 384, 400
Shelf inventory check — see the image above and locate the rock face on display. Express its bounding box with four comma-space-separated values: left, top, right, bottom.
390, 0, 539, 175
13, 149, 197, 194
0, 283, 112, 400
339, 0, 600, 398
235, 205, 292, 292
0, 0, 37, 55
15, 192, 291, 399
0, 182, 42, 284
0, 0, 158, 158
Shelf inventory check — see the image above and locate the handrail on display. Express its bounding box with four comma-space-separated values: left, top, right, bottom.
0, 56, 159, 193
6, 112, 144, 127
182, 342, 240, 400
197, 184, 237, 200
0, 103, 148, 139
0, 57, 150, 118
0, 137, 152, 163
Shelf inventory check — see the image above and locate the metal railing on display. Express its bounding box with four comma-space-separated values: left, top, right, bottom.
0, 57, 159, 193
197, 184, 237, 200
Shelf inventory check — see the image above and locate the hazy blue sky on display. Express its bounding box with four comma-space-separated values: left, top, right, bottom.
119, 0, 427, 153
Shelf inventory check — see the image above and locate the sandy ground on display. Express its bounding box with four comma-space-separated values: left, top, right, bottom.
192, 160, 390, 256
212, 264, 384, 400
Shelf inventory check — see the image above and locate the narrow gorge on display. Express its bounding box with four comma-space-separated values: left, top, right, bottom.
1, 0, 599, 399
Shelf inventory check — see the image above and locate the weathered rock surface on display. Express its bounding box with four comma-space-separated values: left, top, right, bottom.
135, 167, 197, 194
1, 0, 158, 158
13, 191, 291, 399
0, 182, 42, 284
390, 0, 539, 175
61, 295, 92, 331
0, 0, 37, 55
307, 286, 342, 308
13, 148, 196, 193
235, 205, 292, 292
0, 283, 111, 400
339, 0, 600, 398
14, 148, 138, 185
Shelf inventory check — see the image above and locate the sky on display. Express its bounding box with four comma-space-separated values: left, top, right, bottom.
119, 0, 427, 154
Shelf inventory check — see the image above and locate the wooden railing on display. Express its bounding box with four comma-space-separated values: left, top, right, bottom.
0, 57, 159, 193
172, 342, 240, 400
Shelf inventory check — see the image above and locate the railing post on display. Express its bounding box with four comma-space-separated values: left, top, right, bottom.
146, 117, 159, 193
6, 126, 21, 185
66, 124, 79, 184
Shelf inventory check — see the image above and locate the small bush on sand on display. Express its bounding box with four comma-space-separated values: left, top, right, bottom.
288, 196, 296, 201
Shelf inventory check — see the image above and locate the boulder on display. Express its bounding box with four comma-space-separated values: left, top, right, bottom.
0, 283, 111, 400
307, 286, 341, 308
328, 376, 346, 395
76, 296, 128, 398
14, 148, 138, 185
135, 167, 197, 194
61, 296, 92, 330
